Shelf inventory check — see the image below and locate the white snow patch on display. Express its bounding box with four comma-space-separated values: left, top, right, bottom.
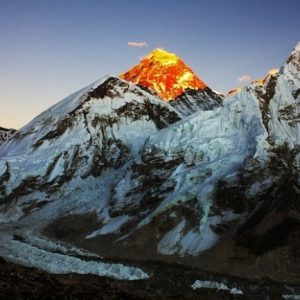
191, 280, 243, 295
157, 220, 186, 255
86, 215, 130, 238
20, 229, 99, 258
283, 295, 300, 300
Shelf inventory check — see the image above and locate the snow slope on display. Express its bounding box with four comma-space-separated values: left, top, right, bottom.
0, 76, 180, 213
107, 42, 300, 255
111, 78, 268, 254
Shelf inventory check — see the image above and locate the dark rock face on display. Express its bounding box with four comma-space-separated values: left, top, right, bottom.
0, 127, 15, 145
213, 143, 300, 259
292, 88, 300, 100
287, 43, 300, 71
169, 87, 223, 116
237, 216, 300, 255
254, 75, 278, 134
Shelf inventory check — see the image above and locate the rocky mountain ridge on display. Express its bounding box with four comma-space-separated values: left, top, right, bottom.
0, 127, 15, 145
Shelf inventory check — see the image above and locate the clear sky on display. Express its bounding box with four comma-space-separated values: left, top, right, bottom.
1, 0, 300, 129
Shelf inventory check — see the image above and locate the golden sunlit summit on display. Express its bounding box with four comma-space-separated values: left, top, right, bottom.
228, 68, 280, 96
251, 68, 280, 86
120, 49, 207, 100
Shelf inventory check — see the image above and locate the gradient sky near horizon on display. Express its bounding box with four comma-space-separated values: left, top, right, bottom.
1, 0, 300, 129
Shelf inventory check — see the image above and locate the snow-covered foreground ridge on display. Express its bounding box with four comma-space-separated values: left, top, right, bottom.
0, 42, 299, 266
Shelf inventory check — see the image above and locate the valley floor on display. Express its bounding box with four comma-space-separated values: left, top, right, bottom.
1, 254, 300, 300
0, 222, 299, 299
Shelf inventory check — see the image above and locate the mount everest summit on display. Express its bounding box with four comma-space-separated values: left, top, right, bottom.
121, 48, 223, 115
0, 43, 299, 288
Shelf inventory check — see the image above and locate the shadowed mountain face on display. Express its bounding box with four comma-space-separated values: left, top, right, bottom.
0, 43, 299, 288
0, 127, 15, 145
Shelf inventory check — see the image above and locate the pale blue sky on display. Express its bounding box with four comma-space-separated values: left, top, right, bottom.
1, 0, 299, 128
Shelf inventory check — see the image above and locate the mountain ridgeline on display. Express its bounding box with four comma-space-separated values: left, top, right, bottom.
0, 44, 299, 283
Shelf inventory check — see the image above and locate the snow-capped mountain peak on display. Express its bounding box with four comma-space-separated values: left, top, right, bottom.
120, 48, 223, 116
120, 48, 207, 101
286, 41, 300, 71
145, 48, 180, 66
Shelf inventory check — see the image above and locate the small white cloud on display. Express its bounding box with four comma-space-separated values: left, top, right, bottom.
128, 41, 148, 48
238, 75, 252, 83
